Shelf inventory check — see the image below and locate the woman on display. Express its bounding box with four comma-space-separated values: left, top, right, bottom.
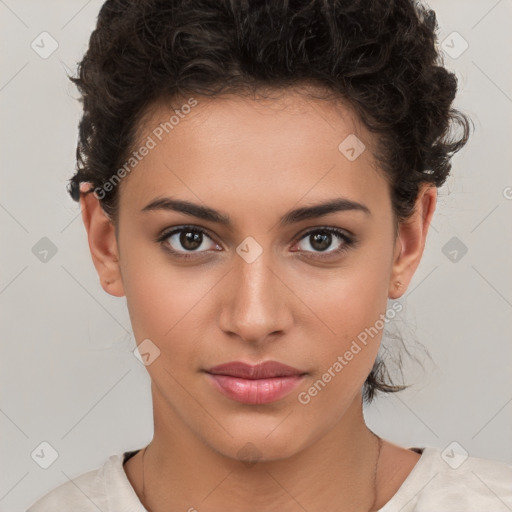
27, 0, 512, 511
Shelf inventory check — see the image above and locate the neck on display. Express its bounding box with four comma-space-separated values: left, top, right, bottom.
132, 386, 384, 512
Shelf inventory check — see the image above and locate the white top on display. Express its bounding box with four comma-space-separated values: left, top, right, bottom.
26, 446, 512, 511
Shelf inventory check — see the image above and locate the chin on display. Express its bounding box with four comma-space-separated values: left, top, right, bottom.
205, 427, 311, 465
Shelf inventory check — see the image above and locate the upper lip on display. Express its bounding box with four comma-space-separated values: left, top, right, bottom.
205, 361, 307, 379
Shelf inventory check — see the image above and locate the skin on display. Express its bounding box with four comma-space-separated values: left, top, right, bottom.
79, 89, 436, 512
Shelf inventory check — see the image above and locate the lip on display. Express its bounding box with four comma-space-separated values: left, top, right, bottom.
204, 361, 307, 405
206, 361, 306, 379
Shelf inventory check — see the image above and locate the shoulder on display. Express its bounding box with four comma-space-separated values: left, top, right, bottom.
429, 446, 512, 496
380, 446, 512, 512
25, 463, 107, 512
25, 452, 143, 512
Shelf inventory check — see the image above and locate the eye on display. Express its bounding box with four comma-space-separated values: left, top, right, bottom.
293, 227, 355, 259
156, 225, 221, 259
156, 225, 356, 261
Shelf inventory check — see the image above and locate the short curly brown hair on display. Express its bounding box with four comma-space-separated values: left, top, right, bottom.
67, 0, 471, 404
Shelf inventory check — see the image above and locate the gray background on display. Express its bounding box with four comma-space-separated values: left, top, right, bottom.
1, 0, 511, 510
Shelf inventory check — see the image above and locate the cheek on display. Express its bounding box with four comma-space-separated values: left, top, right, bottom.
297, 276, 389, 413
299, 239, 393, 382
122, 252, 220, 367
310, 250, 392, 338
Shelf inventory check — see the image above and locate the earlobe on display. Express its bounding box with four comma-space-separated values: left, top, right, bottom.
388, 183, 437, 300
79, 183, 125, 297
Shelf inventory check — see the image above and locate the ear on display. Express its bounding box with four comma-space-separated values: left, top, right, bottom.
79, 183, 125, 297
388, 182, 437, 299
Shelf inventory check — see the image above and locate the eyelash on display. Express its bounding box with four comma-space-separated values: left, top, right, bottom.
155, 224, 356, 261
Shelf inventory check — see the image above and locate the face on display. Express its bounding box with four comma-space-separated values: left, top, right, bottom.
82, 89, 436, 462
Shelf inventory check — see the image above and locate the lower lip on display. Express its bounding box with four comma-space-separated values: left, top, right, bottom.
205, 373, 305, 404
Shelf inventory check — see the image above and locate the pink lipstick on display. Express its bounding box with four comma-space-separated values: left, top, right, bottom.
204, 361, 307, 405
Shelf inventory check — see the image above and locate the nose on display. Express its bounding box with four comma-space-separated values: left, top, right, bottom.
217, 249, 294, 345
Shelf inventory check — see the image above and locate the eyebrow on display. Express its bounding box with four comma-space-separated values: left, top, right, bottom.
141, 196, 371, 226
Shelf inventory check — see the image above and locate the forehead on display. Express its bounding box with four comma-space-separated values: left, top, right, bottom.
118, 89, 389, 220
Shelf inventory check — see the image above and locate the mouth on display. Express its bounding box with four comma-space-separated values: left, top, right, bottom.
204, 361, 307, 405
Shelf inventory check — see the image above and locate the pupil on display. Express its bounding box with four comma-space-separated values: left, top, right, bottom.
181, 230, 202, 250
311, 232, 331, 251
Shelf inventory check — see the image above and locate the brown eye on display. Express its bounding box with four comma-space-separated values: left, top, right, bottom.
307, 232, 333, 252
157, 226, 221, 258
178, 230, 204, 251
294, 228, 354, 259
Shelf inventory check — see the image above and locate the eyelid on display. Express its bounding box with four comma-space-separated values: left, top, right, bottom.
296, 225, 354, 242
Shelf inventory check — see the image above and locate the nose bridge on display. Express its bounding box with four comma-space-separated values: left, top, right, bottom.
219, 244, 292, 342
